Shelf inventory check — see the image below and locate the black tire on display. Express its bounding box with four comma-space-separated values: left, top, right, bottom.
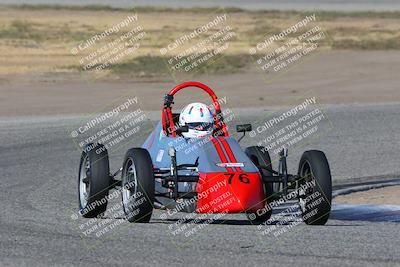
297, 150, 332, 225
244, 146, 274, 223
181, 203, 197, 213
121, 148, 155, 223
78, 143, 111, 218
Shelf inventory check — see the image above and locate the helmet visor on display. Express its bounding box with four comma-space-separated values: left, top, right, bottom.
186, 122, 213, 131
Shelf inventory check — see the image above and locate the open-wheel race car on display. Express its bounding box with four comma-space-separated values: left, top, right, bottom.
78, 81, 332, 225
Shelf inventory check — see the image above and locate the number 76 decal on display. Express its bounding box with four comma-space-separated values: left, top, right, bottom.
224, 173, 250, 184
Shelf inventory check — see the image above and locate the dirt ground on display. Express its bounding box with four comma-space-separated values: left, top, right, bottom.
1, 6, 399, 117
1, 6, 399, 75
335, 186, 400, 205
0, 50, 399, 116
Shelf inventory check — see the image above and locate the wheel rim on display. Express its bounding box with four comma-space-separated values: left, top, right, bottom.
122, 158, 138, 212
79, 154, 90, 208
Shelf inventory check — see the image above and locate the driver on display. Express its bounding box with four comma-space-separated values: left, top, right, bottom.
179, 102, 214, 138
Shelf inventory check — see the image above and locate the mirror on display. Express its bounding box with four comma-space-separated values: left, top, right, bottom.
236, 124, 252, 133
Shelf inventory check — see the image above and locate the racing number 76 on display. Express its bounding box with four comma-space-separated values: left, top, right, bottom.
224, 173, 250, 184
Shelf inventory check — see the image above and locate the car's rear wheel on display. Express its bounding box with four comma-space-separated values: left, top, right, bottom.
245, 146, 274, 223
121, 148, 155, 223
78, 143, 111, 218
297, 150, 332, 225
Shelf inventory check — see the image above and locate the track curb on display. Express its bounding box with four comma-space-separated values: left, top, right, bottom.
332, 179, 400, 198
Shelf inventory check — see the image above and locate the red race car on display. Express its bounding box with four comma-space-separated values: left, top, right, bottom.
78, 81, 332, 225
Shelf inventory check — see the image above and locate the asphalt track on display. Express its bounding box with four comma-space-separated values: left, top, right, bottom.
1, 103, 400, 266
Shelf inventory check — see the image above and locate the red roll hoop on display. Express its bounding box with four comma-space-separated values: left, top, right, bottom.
162, 81, 228, 137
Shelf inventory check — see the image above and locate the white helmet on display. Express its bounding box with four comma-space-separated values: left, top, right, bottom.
179, 102, 214, 138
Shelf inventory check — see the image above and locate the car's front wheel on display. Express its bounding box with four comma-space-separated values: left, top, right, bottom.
245, 146, 274, 223
121, 148, 155, 223
78, 143, 111, 218
297, 150, 332, 225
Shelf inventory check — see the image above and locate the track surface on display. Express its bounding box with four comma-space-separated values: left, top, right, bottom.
1, 103, 400, 266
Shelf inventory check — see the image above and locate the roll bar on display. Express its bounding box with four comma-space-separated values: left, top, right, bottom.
162, 81, 229, 137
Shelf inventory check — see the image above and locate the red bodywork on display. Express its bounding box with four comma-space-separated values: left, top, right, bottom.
196, 172, 265, 213
162, 81, 266, 213
195, 136, 266, 213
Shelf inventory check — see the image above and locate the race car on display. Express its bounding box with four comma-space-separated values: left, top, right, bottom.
78, 81, 332, 225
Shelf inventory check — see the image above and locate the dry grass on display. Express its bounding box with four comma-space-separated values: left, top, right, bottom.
0, 5, 399, 77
